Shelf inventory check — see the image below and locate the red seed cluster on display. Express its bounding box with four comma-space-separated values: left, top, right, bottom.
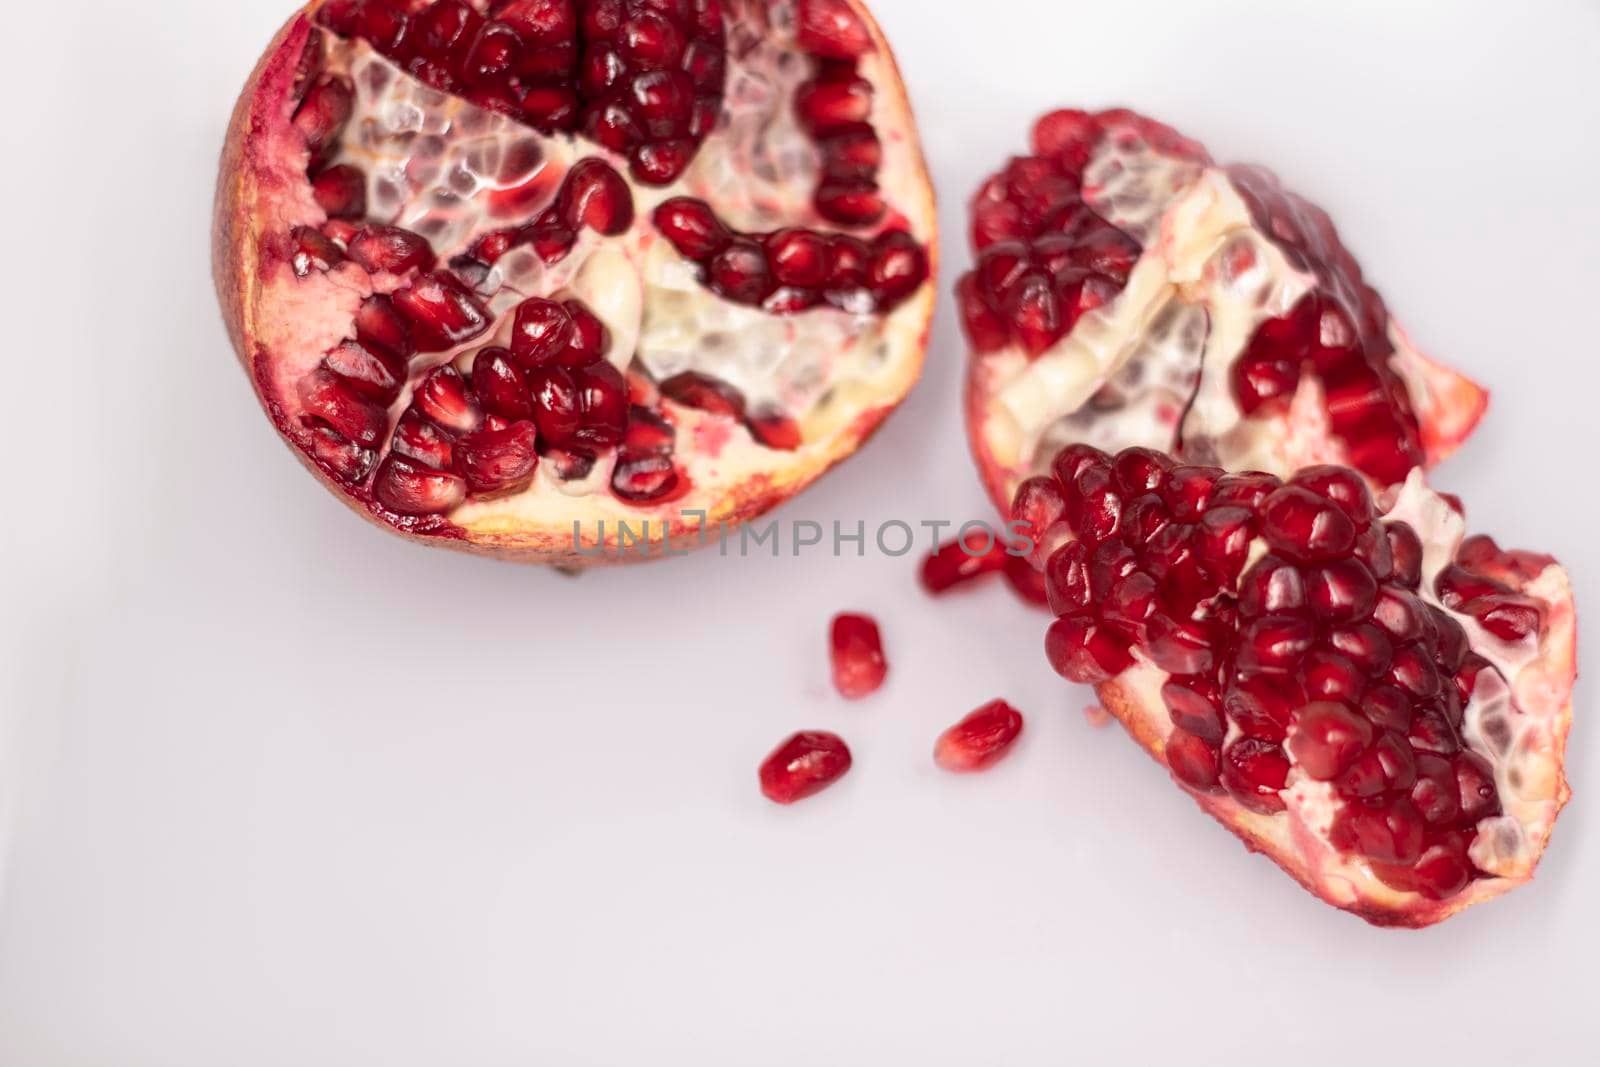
471, 157, 637, 267
1022, 445, 1535, 900
1225, 166, 1425, 485
791, 0, 886, 227
957, 109, 1205, 356
652, 198, 929, 314
319, 0, 728, 184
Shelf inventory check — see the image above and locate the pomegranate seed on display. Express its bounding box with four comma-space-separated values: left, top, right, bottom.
391, 410, 455, 470
1162, 676, 1225, 743
759, 731, 852, 805
1236, 614, 1315, 674
1031, 108, 1099, 169
1371, 832, 1471, 901
816, 178, 886, 226
454, 420, 541, 497
413, 364, 483, 435
1290, 464, 1375, 526
1161, 466, 1217, 520
795, 75, 872, 135
1337, 732, 1417, 798
820, 126, 881, 180
348, 226, 437, 275
1456, 752, 1500, 822
866, 231, 929, 304
748, 411, 803, 451
561, 299, 610, 367
653, 197, 730, 259
355, 295, 416, 359
509, 298, 576, 368
1221, 738, 1289, 813
1409, 754, 1461, 826
323, 339, 406, 405
1224, 674, 1299, 743
292, 75, 353, 155
934, 700, 1024, 772
298, 368, 386, 447
1259, 485, 1357, 562
306, 424, 376, 484
373, 454, 467, 516
1044, 540, 1093, 616
1238, 554, 1307, 618
311, 164, 367, 219
920, 532, 1007, 594
572, 361, 629, 448
1305, 558, 1379, 624
795, 0, 873, 59
610, 447, 681, 502
1044, 615, 1132, 684
660, 371, 746, 418
1167, 730, 1222, 792
471, 348, 535, 420
1461, 593, 1543, 642
1331, 797, 1425, 866
829, 613, 887, 699
528, 365, 582, 447
1287, 701, 1374, 780
290, 226, 346, 275
709, 238, 773, 304
558, 157, 635, 235
766, 228, 829, 289
393, 272, 491, 351
1386, 522, 1424, 589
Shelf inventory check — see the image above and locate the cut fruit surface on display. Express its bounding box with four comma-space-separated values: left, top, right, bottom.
215, 0, 936, 564
1019, 445, 1575, 926
960, 108, 1487, 511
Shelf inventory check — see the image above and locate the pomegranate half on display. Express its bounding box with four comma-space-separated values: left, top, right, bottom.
214, 0, 936, 564
958, 108, 1488, 507
1020, 449, 1574, 927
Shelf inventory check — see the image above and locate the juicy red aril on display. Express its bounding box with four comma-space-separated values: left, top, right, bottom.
298, 367, 387, 448
660, 371, 745, 418
1371, 832, 1472, 901
307, 424, 375, 483
1238, 554, 1306, 618
610, 447, 681, 502
1287, 701, 1374, 780
1387, 522, 1424, 588
373, 453, 467, 516
1162, 676, 1225, 743
291, 226, 345, 275
1290, 464, 1375, 526
557, 157, 635, 235
759, 731, 852, 805
561, 299, 609, 366
1338, 732, 1417, 798
1236, 615, 1315, 673
709, 239, 772, 303
528, 365, 582, 446
920, 532, 1007, 594
1259, 485, 1357, 563
934, 700, 1024, 772
393, 271, 491, 351
348, 226, 437, 275
413, 364, 483, 435
571, 361, 629, 448
471, 348, 534, 419
391, 410, 455, 470
796, 0, 874, 59
1045, 540, 1092, 616
355, 295, 416, 359
323, 339, 406, 404
830, 612, 887, 699
1305, 559, 1378, 623
1221, 739, 1289, 814
1044, 615, 1132, 684
509, 297, 576, 368
1331, 797, 1425, 866
293, 74, 353, 156
1167, 730, 1222, 793
312, 164, 367, 219
454, 420, 541, 496
653, 197, 730, 259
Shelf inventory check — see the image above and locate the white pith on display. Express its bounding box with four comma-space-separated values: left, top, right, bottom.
1107, 471, 1574, 917
973, 129, 1470, 499
248, 0, 935, 536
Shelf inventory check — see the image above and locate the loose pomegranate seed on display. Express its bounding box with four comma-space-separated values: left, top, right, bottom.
759, 731, 852, 805
829, 612, 887, 699
934, 700, 1024, 772
920, 531, 1008, 593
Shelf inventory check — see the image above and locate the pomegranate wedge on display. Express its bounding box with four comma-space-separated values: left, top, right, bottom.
215, 1, 935, 563
960, 108, 1487, 509
1019, 446, 1574, 927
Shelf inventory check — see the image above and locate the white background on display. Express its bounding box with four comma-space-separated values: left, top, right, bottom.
1, 0, 1596, 1062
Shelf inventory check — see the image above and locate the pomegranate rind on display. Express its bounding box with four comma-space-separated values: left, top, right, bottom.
213, 3, 937, 566
1087, 501, 1574, 928
961, 114, 1488, 512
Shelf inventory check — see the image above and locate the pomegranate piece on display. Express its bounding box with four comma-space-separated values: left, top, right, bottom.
934, 700, 1024, 773
829, 612, 887, 699
216, 1, 934, 563
1015, 444, 1575, 926
961, 108, 1488, 515
759, 731, 853, 805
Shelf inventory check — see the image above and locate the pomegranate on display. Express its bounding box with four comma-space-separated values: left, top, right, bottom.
215, 1, 935, 564
959, 108, 1489, 511
1019, 446, 1575, 926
